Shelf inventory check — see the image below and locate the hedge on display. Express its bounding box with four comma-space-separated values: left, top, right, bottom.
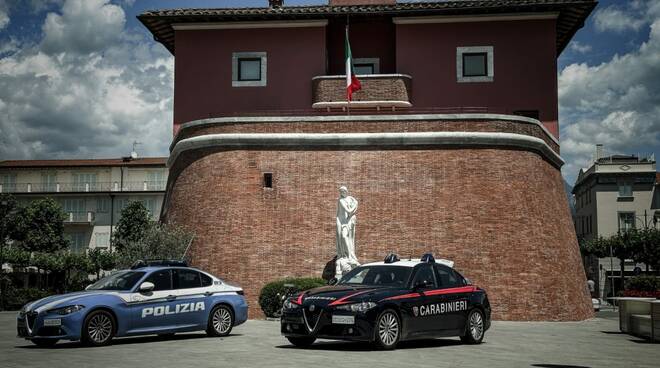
3, 288, 54, 310
258, 277, 326, 318
624, 275, 660, 297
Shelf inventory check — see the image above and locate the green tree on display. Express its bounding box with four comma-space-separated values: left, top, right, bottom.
112, 201, 152, 251
11, 198, 68, 253
116, 224, 194, 269
87, 248, 117, 280
0, 194, 18, 310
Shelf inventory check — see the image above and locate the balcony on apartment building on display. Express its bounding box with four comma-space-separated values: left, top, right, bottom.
312, 74, 412, 111
0, 181, 167, 194
63, 211, 95, 225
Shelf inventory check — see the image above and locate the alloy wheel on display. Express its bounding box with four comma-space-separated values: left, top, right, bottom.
213, 307, 232, 334
87, 313, 113, 344
378, 312, 399, 347
469, 310, 484, 340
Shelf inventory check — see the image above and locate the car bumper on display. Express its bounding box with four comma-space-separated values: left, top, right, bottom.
280, 308, 377, 342
17, 311, 85, 341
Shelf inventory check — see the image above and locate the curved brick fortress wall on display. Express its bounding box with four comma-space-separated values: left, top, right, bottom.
164, 117, 593, 321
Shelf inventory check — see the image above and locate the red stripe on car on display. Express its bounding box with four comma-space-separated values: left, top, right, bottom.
381, 286, 476, 301
328, 290, 374, 306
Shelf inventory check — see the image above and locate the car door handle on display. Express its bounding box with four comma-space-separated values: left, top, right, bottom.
166, 295, 177, 301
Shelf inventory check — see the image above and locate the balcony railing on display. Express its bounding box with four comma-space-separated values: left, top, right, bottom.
64, 211, 95, 224
312, 74, 412, 110
0, 181, 166, 193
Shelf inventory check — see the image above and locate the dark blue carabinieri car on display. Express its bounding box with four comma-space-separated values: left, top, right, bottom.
281, 254, 491, 349
17, 260, 248, 347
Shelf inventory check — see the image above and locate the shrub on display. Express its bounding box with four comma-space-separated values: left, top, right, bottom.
625, 275, 660, 293
4, 287, 54, 310
258, 277, 326, 318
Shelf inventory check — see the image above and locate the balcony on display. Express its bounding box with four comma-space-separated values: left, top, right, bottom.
0, 181, 167, 194
312, 74, 412, 110
64, 211, 95, 224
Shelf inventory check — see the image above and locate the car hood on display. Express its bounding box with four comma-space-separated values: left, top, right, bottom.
297, 285, 404, 307
24, 290, 128, 314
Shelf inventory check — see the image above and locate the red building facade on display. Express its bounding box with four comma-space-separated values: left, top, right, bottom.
140, 0, 597, 320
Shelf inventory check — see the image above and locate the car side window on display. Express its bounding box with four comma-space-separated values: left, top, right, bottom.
411, 265, 437, 289
173, 269, 202, 289
144, 269, 172, 291
435, 265, 462, 289
200, 272, 213, 287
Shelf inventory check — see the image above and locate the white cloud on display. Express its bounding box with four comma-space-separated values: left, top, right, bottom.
41, 0, 125, 54
559, 19, 660, 183
0, 0, 173, 160
0, 0, 9, 30
568, 41, 592, 54
594, 7, 646, 33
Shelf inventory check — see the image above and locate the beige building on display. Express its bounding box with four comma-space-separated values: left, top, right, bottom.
573, 144, 658, 299
0, 156, 167, 253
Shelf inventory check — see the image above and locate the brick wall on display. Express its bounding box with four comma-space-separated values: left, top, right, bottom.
312, 75, 412, 103
165, 147, 592, 321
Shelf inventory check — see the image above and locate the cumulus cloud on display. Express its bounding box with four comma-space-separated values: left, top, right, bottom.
568, 41, 592, 54
559, 19, 660, 183
0, 0, 173, 160
0, 0, 9, 30
593, 1, 660, 33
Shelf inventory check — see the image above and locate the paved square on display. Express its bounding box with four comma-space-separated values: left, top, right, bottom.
1, 311, 657, 368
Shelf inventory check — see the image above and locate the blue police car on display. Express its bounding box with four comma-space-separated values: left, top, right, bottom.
16, 260, 248, 347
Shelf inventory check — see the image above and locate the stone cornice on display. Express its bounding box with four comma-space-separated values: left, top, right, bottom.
172, 113, 559, 151
168, 131, 564, 169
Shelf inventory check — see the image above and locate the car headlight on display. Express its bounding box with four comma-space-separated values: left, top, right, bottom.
335, 301, 377, 313
48, 305, 85, 315
282, 299, 300, 310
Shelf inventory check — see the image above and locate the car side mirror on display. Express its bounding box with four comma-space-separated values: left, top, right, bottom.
464, 278, 472, 285
85, 284, 93, 291
139, 281, 155, 293
328, 278, 338, 286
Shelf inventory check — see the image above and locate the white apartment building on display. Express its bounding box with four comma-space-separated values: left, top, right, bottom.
0, 156, 167, 253
573, 144, 658, 299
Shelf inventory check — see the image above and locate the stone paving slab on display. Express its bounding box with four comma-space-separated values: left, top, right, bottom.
1, 312, 657, 368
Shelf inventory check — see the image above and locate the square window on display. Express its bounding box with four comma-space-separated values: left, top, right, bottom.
353, 63, 375, 75
238, 58, 262, 81
232, 52, 267, 87
619, 212, 635, 231
618, 179, 632, 197
462, 53, 488, 77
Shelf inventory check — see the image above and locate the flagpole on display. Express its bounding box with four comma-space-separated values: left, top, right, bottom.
346, 16, 350, 116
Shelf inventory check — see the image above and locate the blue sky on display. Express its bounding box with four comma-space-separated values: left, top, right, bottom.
0, 0, 659, 185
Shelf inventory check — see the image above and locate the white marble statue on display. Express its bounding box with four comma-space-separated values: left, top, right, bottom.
335, 186, 360, 279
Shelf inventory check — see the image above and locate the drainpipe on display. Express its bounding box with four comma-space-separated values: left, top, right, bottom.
109, 194, 114, 252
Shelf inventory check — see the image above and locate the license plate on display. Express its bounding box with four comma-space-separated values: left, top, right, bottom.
43, 319, 61, 326
332, 315, 355, 325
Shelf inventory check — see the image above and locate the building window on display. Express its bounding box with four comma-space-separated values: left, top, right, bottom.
0, 173, 17, 192
456, 46, 494, 83
72, 173, 98, 191
95, 232, 110, 248
617, 179, 633, 197
97, 198, 110, 213
618, 212, 636, 232
147, 171, 165, 191
263, 173, 273, 189
68, 232, 87, 253
353, 58, 380, 75
232, 52, 267, 87
40, 172, 57, 192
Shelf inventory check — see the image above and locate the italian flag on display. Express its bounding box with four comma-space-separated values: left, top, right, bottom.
345, 26, 361, 101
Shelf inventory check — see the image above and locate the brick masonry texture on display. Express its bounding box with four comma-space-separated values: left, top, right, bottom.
174, 119, 560, 154
312, 75, 412, 103
165, 146, 593, 321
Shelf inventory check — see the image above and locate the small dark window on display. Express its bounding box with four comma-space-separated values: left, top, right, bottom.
238, 58, 261, 81
173, 269, 202, 289
145, 270, 172, 291
263, 173, 273, 188
200, 273, 213, 287
353, 63, 375, 75
462, 52, 488, 77
411, 265, 437, 288
513, 110, 540, 120
435, 265, 462, 288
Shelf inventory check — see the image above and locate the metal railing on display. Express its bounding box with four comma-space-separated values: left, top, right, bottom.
63, 211, 95, 224
0, 181, 166, 193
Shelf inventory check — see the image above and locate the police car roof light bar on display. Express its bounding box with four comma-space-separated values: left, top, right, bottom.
384, 253, 400, 264
420, 253, 435, 263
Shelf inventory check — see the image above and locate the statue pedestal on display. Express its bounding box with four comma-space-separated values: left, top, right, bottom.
335, 256, 360, 280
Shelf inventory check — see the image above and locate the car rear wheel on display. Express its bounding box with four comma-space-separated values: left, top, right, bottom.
286, 336, 316, 347
31, 338, 58, 348
373, 309, 401, 350
81, 310, 115, 347
460, 309, 485, 344
207, 304, 234, 337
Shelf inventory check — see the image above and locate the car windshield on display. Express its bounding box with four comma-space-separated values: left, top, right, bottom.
86, 271, 146, 291
338, 266, 412, 287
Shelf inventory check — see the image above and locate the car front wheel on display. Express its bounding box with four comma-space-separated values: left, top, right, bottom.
460, 309, 485, 344
207, 305, 234, 337
81, 310, 115, 347
373, 309, 401, 350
